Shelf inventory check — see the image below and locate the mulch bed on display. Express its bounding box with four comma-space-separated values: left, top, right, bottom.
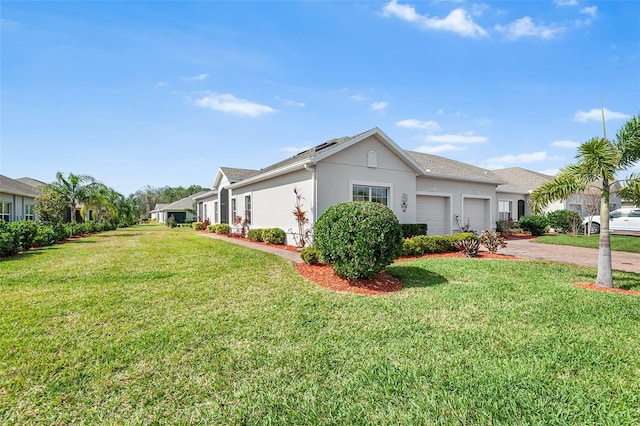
572, 282, 640, 295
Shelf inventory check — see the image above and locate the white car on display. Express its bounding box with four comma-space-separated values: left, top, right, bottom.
583, 208, 640, 234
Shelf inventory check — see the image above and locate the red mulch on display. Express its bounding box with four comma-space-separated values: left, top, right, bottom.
572, 282, 640, 295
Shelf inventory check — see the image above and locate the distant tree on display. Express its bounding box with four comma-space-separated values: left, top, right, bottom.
530, 113, 640, 288
50, 172, 98, 223
34, 185, 68, 224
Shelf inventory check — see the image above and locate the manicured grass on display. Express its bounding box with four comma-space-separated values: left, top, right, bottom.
535, 233, 640, 253
2, 224, 639, 424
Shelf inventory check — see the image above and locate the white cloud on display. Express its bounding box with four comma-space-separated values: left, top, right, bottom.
370, 101, 388, 111
381, 1, 488, 38
437, 109, 445, 115
194, 92, 277, 117
550, 140, 580, 149
423, 132, 488, 144
572, 108, 631, 123
554, 0, 578, 6
414, 144, 467, 154
275, 96, 305, 107
350, 93, 368, 101
182, 73, 210, 81
495, 16, 565, 40
396, 118, 440, 131
581, 6, 598, 18
474, 117, 492, 126
155, 81, 168, 88
537, 168, 560, 176
280, 145, 312, 153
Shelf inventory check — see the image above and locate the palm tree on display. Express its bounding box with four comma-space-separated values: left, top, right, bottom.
530, 114, 640, 288
51, 172, 98, 223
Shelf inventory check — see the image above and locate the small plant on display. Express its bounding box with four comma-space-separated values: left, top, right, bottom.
300, 246, 320, 265
455, 238, 480, 258
247, 228, 264, 242
166, 215, 177, 228
479, 230, 507, 254
206, 224, 216, 233
214, 223, 230, 235
262, 228, 286, 245
291, 188, 311, 248
454, 215, 472, 232
233, 214, 250, 238
191, 221, 203, 230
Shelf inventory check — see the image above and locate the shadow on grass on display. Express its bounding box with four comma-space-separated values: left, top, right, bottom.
94, 233, 143, 238
386, 265, 448, 289
0, 245, 60, 262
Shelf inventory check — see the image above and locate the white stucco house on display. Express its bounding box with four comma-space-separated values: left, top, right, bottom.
150, 191, 209, 224
493, 167, 623, 220
0, 175, 43, 222
195, 128, 507, 243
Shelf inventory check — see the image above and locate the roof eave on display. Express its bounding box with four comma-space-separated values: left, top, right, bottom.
227, 159, 313, 190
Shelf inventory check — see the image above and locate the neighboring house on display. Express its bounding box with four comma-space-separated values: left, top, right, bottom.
493, 167, 623, 220
150, 191, 210, 223
0, 175, 43, 222
199, 127, 506, 242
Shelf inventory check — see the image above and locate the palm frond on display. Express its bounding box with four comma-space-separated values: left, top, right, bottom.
615, 114, 640, 168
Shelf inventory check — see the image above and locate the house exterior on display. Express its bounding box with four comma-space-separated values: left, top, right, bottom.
198, 128, 506, 243
0, 175, 43, 222
150, 191, 209, 223
493, 167, 623, 220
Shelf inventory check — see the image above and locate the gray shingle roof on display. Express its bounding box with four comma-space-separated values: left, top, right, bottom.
16, 177, 47, 188
0, 175, 42, 198
406, 151, 505, 184
156, 191, 210, 211
219, 167, 259, 182
493, 167, 554, 194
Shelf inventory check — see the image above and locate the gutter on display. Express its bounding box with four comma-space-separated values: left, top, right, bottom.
304, 164, 316, 224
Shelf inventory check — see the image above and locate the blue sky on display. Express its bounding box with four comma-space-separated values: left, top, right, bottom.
2, 0, 639, 196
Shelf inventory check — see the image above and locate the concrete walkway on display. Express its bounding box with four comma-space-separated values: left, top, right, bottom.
500, 238, 640, 273
199, 232, 640, 274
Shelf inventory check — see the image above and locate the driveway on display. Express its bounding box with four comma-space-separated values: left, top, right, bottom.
501, 238, 640, 274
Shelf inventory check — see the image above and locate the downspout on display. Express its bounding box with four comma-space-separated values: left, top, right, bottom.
304, 164, 316, 224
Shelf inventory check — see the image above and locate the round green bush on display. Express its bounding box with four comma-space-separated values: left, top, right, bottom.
546, 209, 582, 233
262, 228, 285, 245
517, 214, 549, 237
300, 246, 320, 265
247, 228, 264, 242
314, 201, 403, 281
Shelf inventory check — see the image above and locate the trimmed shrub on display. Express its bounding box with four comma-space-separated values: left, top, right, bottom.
262, 228, 286, 245
10, 220, 39, 251
191, 221, 203, 230
206, 224, 216, 233
215, 223, 230, 235
401, 232, 477, 257
314, 201, 403, 281
546, 210, 583, 234
247, 228, 264, 242
479, 230, 507, 254
400, 223, 428, 238
0, 221, 20, 257
300, 247, 320, 265
518, 215, 548, 237
33, 225, 57, 247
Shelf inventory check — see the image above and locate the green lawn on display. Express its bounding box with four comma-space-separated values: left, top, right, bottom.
2, 224, 639, 424
535, 233, 640, 253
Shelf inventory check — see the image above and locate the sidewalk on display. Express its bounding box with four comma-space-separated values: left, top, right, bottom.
501, 238, 640, 273
198, 232, 302, 263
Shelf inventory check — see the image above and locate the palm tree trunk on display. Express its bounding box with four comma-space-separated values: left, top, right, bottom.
595, 184, 613, 288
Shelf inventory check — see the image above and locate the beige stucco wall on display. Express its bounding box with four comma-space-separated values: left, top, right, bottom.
417, 176, 498, 231
315, 135, 418, 224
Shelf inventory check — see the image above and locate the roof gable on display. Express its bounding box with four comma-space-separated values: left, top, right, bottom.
213, 167, 258, 189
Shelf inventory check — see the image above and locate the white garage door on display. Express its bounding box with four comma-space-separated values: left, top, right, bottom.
417, 196, 448, 235
463, 198, 489, 234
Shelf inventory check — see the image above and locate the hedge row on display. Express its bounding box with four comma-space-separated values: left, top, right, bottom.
401, 232, 477, 257
0, 220, 119, 258
400, 223, 428, 238
205, 223, 231, 235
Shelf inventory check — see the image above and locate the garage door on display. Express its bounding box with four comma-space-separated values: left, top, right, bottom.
417, 196, 448, 235
463, 198, 489, 234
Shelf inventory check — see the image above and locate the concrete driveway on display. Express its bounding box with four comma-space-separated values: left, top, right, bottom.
500, 238, 640, 273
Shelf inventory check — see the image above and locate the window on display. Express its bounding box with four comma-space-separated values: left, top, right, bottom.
0, 202, 10, 222
24, 204, 35, 221
231, 198, 237, 223
214, 201, 219, 224
498, 200, 512, 221
203, 204, 208, 221
352, 185, 389, 206
245, 195, 252, 224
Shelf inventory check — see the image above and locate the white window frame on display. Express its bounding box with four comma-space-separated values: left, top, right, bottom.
0, 202, 11, 222
24, 204, 35, 221
244, 195, 252, 224
349, 180, 393, 207
498, 199, 513, 221
231, 197, 237, 223
214, 201, 219, 224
